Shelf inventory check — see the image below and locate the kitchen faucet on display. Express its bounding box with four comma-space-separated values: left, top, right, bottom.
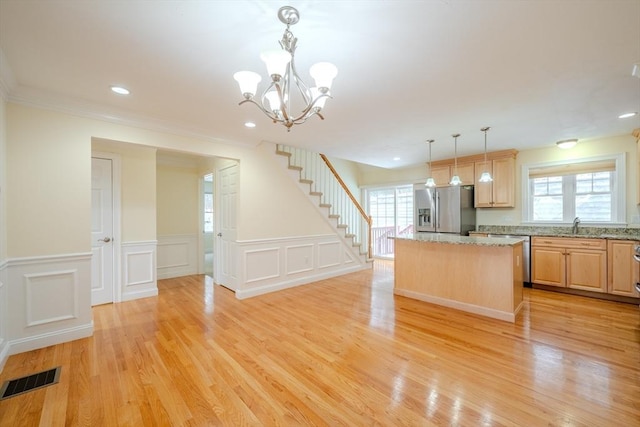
572, 216, 580, 234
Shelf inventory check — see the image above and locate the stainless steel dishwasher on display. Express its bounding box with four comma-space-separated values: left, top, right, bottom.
486, 234, 531, 286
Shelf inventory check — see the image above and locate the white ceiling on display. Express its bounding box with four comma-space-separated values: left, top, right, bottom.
1, 0, 639, 168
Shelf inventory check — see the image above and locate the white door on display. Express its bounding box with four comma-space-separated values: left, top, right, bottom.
218, 163, 238, 290
203, 173, 214, 277
91, 157, 115, 305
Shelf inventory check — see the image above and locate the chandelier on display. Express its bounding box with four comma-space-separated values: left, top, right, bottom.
233, 6, 338, 131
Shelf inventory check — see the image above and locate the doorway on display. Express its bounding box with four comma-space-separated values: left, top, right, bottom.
91, 153, 121, 305
203, 173, 214, 278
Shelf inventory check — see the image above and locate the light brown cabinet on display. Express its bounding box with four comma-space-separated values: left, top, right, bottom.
531, 237, 607, 292
474, 157, 515, 208
607, 240, 640, 297
430, 163, 474, 187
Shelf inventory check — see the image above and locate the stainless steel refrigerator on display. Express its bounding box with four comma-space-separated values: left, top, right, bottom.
414, 184, 476, 235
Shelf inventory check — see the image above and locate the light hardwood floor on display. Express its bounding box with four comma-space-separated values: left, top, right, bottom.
1, 260, 638, 426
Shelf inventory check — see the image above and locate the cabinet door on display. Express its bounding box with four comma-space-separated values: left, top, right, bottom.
456, 163, 475, 185
566, 249, 607, 292
532, 246, 565, 287
430, 165, 451, 187
492, 157, 515, 207
474, 160, 493, 207
607, 240, 640, 297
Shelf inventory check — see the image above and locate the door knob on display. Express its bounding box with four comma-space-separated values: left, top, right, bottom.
217, 233, 222, 237
99, 237, 111, 243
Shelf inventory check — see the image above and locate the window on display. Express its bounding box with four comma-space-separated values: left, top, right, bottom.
367, 185, 414, 258
523, 154, 625, 224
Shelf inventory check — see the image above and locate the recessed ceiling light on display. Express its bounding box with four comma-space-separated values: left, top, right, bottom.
618, 112, 638, 119
110, 86, 130, 95
393, 157, 401, 161
244, 122, 256, 128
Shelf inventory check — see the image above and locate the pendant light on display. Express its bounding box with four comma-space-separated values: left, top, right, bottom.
449, 133, 462, 186
425, 139, 436, 187
478, 126, 493, 183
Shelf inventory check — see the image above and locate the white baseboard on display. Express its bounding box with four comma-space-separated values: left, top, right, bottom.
6, 322, 93, 359
236, 263, 366, 299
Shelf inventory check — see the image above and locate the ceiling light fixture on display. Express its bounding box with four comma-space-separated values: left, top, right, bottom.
244, 122, 256, 128
233, 6, 338, 131
556, 138, 578, 149
618, 112, 638, 119
478, 127, 493, 183
425, 139, 436, 187
449, 133, 462, 186
110, 86, 130, 95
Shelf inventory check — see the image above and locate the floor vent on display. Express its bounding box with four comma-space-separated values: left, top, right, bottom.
0, 367, 61, 400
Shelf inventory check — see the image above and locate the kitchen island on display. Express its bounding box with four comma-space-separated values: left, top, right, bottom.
394, 233, 524, 322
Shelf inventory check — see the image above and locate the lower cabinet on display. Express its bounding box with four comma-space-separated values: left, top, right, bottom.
532, 237, 607, 292
607, 240, 640, 297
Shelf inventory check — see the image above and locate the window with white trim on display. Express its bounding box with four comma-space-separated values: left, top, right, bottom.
523, 154, 625, 224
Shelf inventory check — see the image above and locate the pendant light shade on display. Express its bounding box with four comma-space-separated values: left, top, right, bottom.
449, 133, 461, 186
425, 139, 436, 187
478, 127, 493, 183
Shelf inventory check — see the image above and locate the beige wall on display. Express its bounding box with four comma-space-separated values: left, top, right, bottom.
239, 143, 334, 240
326, 155, 362, 204
92, 139, 157, 242
0, 96, 6, 261
7, 105, 91, 257
156, 164, 199, 236
358, 134, 640, 227
6, 103, 338, 259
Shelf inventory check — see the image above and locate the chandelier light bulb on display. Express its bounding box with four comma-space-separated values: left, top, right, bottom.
260, 50, 292, 80
310, 62, 338, 92
264, 91, 282, 113
233, 71, 262, 99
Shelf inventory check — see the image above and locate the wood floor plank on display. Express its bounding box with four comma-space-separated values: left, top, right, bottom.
1, 260, 639, 426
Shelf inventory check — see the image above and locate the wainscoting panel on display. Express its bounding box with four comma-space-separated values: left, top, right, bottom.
121, 241, 157, 301
157, 234, 198, 279
0, 253, 93, 370
245, 248, 280, 283
286, 244, 314, 275
236, 235, 368, 299
25, 269, 78, 327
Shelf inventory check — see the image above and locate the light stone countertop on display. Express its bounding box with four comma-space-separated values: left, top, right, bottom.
392, 233, 525, 247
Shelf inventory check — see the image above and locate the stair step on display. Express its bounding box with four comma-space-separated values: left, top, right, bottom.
288, 165, 303, 171
299, 179, 313, 184
352, 242, 362, 247
328, 214, 340, 219
337, 224, 348, 229
345, 234, 356, 238
310, 191, 323, 196
275, 150, 292, 157
319, 203, 332, 208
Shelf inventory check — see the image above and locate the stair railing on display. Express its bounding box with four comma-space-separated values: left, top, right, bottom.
277, 144, 372, 259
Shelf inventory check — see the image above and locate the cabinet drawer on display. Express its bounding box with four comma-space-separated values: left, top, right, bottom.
532, 236, 606, 250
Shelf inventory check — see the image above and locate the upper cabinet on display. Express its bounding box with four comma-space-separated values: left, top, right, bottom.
429, 149, 517, 207
474, 157, 515, 208
431, 163, 474, 187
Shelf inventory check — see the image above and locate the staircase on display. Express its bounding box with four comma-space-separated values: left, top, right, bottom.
275, 144, 373, 264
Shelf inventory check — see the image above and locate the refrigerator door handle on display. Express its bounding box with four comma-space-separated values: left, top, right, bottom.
435, 192, 440, 229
